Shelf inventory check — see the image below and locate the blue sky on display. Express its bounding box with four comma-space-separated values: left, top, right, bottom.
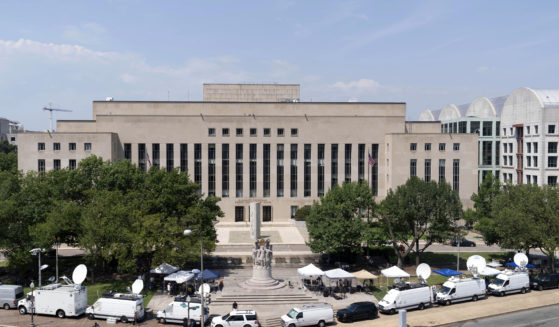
1, 0, 558, 131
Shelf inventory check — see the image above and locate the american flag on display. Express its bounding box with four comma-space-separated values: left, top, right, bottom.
146, 152, 152, 168
368, 152, 376, 167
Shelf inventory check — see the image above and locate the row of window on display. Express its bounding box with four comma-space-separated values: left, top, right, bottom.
125, 143, 379, 198
410, 159, 460, 191
38, 142, 91, 151
208, 128, 298, 137
234, 205, 273, 222
504, 124, 559, 137
37, 159, 77, 172
410, 143, 460, 151
442, 121, 500, 137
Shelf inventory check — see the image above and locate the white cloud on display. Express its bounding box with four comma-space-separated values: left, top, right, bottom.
0, 38, 118, 62
333, 78, 381, 91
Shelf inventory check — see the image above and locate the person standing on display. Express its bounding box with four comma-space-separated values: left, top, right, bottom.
219, 279, 224, 292
232, 301, 238, 311
167, 283, 171, 296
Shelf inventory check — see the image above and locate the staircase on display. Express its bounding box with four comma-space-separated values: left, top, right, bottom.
212, 292, 319, 305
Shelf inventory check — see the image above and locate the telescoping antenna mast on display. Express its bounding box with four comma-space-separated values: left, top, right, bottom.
43, 106, 72, 132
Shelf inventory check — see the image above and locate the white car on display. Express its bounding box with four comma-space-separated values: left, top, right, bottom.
211, 310, 260, 327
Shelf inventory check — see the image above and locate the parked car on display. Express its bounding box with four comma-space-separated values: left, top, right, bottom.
281, 303, 334, 327
0, 284, 24, 310
488, 271, 530, 296
451, 239, 476, 247
336, 301, 378, 322
530, 273, 559, 291
211, 310, 260, 327
378, 283, 433, 314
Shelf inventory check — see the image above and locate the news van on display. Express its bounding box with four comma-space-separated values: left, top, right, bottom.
157, 296, 209, 325
86, 279, 145, 323
436, 277, 486, 305
378, 263, 433, 314
488, 253, 531, 297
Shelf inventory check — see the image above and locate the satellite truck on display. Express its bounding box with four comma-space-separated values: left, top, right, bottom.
157, 284, 210, 325
86, 278, 146, 323
18, 264, 88, 318
378, 263, 433, 314
436, 255, 487, 305
488, 253, 531, 296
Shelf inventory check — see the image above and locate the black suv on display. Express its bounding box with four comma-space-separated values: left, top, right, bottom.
450, 239, 476, 247
530, 273, 559, 290
336, 301, 378, 322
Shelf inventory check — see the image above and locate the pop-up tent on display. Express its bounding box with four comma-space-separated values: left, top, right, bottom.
381, 266, 410, 278
479, 267, 501, 276
433, 268, 463, 277
164, 270, 195, 284
297, 264, 325, 277
324, 268, 355, 280
150, 262, 179, 275
351, 269, 378, 280
195, 269, 219, 281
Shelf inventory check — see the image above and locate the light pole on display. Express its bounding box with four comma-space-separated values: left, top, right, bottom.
29, 281, 35, 327
184, 228, 204, 327
30, 248, 42, 287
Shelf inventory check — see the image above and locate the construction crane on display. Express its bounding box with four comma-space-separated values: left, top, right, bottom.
43, 106, 72, 132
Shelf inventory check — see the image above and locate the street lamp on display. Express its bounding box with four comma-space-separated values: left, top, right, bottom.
29, 281, 35, 327
29, 248, 43, 287
184, 228, 205, 327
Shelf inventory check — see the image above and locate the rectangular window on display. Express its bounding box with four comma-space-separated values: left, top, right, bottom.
410, 159, 417, 177
84, 143, 92, 151
483, 121, 493, 136
482, 141, 492, 165
358, 144, 365, 184
38, 142, 45, 151
439, 143, 446, 151
453, 159, 460, 191
509, 143, 513, 153
504, 156, 507, 166
250, 144, 257, 197
263, 144, 270, 197
548, 142, 558, 154
496, 122, 500, 136
453, 122, 457, 133
424, 159, 431, 182
425, 143, 431, 151
235, 206, 244, 222
304, 144, 311, 197
318, 144, 325, 196
371, 144, 379, 196
208, 144, 216, 196
263, 206, 272, 222
277, 128, 284, 137
290, 206, 298, 219
548, 176, 557, 187
470, 121, 480, 134
138, 143, 146, 171
124, 143, 132, 160
290, 144, 298, 197
534, 175, 538, 184
53, 159, 61, 171
496, 141, 500, 165
534, 142, 538, 153
503, 128, 506, 136
222, 128, 229, 136
208, 128, 216, 136
527, 142, 531, 153
38, 159, 45, 172
527, 175, 531, 184
459, 121, 467, 133
291, 128, 298, 136
53, 142, 60, 150
194, 144, 202, 193
535, 125, 539, 134
453, 143, 460, 151
69, 159, 76, 170
344, 144, 352, 182
264, 128, 271, 137
439, 159, 445, 182
548, 156, 557, 168
527, 126, 531, 135
277, 144, 284, 197
331, 144, 338, 187
152, 143, 160, 168
180, 144, 187, 172
527, 156, 532, 167
250, 128, 257, 137
166, 144, 174, 172
410, 143, 417, 151
236, 144, 243, 197
222, 144, 229, 198
549, 125, 556, 134
69, 142, 76, 151
236, 128, 243, 136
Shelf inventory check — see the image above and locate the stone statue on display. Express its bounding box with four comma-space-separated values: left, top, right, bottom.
242, 238, 284, 289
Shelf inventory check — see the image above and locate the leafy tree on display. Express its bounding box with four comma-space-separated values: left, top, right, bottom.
306, 182, 375, 259
294, 206, 311, 221
0, 140, 17, 172
471, 172, 501, 244
0, 140, 16, 154
380, 177, 462, 267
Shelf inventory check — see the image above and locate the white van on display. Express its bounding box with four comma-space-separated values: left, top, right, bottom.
18, 283, 88, 318
436, 277, 486, 305
0, 284, 24, 309
86, 291, 145, 323
488, 270, 530, 296
281, 303, 334, 327
157, 297, 209, 325
378, 283, 433, 314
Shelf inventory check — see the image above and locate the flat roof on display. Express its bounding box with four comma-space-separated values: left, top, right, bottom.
93, 100, 406, 105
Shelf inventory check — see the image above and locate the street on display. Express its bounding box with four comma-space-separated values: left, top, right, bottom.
447, 304, 559, 327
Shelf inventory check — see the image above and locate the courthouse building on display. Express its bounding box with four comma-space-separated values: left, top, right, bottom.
18, 84, 478, 222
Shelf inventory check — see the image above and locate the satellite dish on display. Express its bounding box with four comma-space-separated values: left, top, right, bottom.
72, 264, 87, 285
416, 263, 431, 283
467, 255, 486, 277
199, 283, 210, 295
514, 253, 529, 268
131, 279, 144, 295
40, 264, 49, 271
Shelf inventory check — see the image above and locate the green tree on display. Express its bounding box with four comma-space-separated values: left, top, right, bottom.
471, 172, 501, 244
380, 177, 462, 267
306, 182, 375, 259
294, 206, 311, 221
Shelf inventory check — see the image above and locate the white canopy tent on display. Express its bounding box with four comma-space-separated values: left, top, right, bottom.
479, 266, 501, 276
164, 270, 195, 284
381, 266, 410, 278
487, 261, 502, 268
297, 264, 325, 277
324, 268, 356, 280
150, 262, 179, 275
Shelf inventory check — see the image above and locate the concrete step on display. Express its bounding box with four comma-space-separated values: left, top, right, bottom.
213, 293, 320, 305
262, 317, 282, 327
